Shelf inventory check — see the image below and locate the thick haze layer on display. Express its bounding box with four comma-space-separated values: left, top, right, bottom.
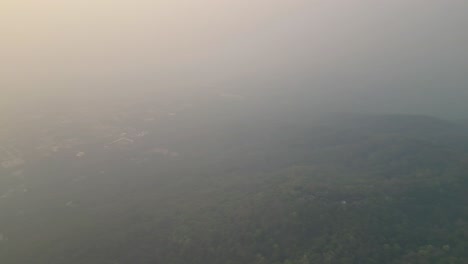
2, 0, 468, 119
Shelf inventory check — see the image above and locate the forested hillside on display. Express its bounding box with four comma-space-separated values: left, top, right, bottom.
1, 114, 467, 264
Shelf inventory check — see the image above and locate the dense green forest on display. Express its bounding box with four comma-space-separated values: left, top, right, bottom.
1, 114, 468, 264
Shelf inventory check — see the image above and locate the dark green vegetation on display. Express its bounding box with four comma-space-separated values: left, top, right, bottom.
1, 113, 468, 264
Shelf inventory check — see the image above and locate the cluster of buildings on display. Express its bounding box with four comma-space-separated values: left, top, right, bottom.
0, 147, 25, 169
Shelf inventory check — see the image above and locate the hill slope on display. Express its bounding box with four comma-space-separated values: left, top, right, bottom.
1, 114, 467, 264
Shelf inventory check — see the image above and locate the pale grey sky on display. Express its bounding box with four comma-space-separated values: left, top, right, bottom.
2, 0, 467, 118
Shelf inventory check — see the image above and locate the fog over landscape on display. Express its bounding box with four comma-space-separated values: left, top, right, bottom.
1, 1, 468, 264
2, 0, 468, 118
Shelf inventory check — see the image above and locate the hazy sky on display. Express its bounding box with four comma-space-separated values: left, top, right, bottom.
2, 0, 468, 118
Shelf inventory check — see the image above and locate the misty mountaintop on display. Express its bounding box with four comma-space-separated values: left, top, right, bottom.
2, 1, 468, 263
